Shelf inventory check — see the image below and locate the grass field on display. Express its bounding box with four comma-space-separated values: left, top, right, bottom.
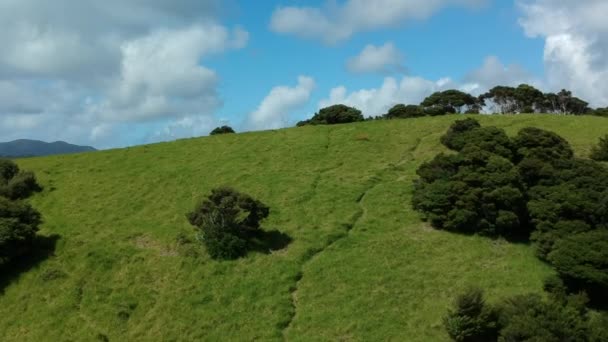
2, 115, 606, 341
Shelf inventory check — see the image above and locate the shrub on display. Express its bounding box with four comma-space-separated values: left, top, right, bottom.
513, 127, 574, 163
443, 288, 499, 342
210, 126, 235, 135
0, 159, 42, 200
0, 197, 42, 267
548, 230, 608, 304
298, 104, 364, 126
497, 293, 590, 341
590, 135, 608, 161
385, 104, 424, 119
440, 118, 481, 151
186, 187, 270, 260
413, 146, 528, 237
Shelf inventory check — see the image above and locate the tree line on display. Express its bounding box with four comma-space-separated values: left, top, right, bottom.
296, 84, 608, 126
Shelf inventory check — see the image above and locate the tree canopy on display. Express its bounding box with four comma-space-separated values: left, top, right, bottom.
297, 104, 364, 126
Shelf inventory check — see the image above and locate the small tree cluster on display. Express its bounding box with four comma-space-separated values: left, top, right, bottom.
0, 194, 42, 267
210, 126, 236, 135
414, 118, 608, 305
0, 159, 42, 200
186, 187, 270, 260
590, 135, 608, 161
297, 104, 364, 126
445, 287, 608, 342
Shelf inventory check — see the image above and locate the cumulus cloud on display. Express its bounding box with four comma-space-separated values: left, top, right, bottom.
346, 42, 405, 74
270, 0, 486, 44
0, 0, 247, 148
248, 76, 315, 130
518, 0, 608, 106
319, 76, 458, 117
320, 56, 537, 117
464, 56, 539, 95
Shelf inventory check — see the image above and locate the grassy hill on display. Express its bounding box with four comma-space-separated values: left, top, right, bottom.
2, 115, 606, 341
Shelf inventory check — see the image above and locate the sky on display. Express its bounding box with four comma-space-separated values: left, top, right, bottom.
0, 0, 607, 149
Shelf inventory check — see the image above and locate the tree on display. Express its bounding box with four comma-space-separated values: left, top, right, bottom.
385, 104, 424, 119
480, 86, 519, 114
514, 84, 545, 113
590, 107, 608, 117
210, 126, 235, 135
0, 159, 42, 200
297, 104, 364, 126
590, 135, 608, 162
0, 197, 42, 267
542, 90, 590, 115
444, 288, 499, 342
441, 118, 482, 151
186, 187, 270, 260
548, 230, 608, 305
441, 119, 513, 160
421, 90, 479, 114
512, 127, 574, 163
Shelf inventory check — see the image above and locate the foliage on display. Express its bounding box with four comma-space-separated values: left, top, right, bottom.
297, 104, 364, 126
413, 145, 528, 238
440, 118, 481, 151
0, 159, 42, 200
421, 90, 479, 114
385, 104, 425, 119
0, 197, 42, 267
548, 230, 608, 304
187, 187, 269, 259
512, 127, 574, 163
443, 287, 499, 342
497, 293, 591, 342
210, 126, 236, 135
590, 135, 608, 161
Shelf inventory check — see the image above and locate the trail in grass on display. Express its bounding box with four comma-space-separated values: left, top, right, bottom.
282, 133, 428, 340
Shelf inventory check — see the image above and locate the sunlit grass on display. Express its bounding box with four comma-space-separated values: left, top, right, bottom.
2, 114, 605, 341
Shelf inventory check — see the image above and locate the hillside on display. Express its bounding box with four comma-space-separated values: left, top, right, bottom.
2, 115, 606, 341
0, 139, 96, 158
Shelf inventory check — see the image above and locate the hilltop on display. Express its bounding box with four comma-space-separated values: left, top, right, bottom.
2, 115, 606, 341
0, 139, 96, 158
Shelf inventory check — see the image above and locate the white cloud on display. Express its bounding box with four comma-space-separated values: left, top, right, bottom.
320, 56, 537, 117
0, 0, 247, 147
464, 56, 539, 95
347, 42, 405, 74
270, 0, 486, 44
319, 76, 456, 117
518, 0, 608, 107
248, 76, 316, 130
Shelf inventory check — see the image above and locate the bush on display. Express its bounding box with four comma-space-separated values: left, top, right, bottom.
413, 146, 528, 237
548, 230, 608, 304
443, 288, 499, 342
0, 159, 42, 200
513, 127, 574, 163
440, 118, 482, 151
0, 197, 42, 267
186, 187, 270, 260
297, 104, 364, 126
590, 135, 608, 161
385, 104, 424, 119
210, 126, 235, 135
497, 293, 591, 341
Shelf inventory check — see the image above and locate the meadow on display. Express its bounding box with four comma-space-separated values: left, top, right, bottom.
2, 114, 606, 341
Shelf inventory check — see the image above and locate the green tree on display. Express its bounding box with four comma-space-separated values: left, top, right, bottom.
0, 159, 42, 200
186, 187, 270, 260
444, 288, 499, 342
0, 197, 42, 267
590, 135, 608, 161
210, 126, 235, 135
297, 104, 364, 126
421, 90, 479, 114
385, 104, 424, 119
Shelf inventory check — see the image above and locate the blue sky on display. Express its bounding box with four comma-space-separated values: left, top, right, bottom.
0, 0, 606, 148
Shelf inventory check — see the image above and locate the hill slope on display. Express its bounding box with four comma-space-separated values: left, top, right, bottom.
2, 115, 606, 341
0, 139, 96, 158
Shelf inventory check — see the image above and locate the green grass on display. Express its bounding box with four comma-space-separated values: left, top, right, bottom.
2, 115, 606, 341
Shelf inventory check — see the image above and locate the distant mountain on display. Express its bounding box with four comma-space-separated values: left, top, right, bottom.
0, 139, 96, 158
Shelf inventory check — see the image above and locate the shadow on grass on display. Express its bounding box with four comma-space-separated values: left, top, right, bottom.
250, 229, 292, 254
0, 234, 60, 294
